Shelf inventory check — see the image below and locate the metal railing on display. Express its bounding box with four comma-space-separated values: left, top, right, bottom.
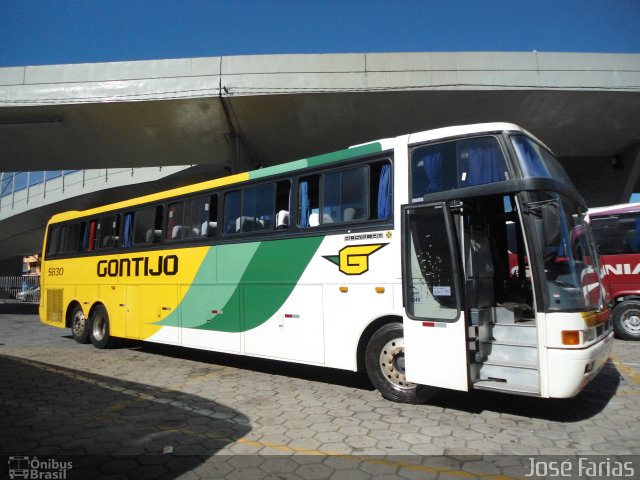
0, 276, 40, 302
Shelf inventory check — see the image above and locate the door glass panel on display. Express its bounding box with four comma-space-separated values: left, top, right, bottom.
404, 204, 459, 321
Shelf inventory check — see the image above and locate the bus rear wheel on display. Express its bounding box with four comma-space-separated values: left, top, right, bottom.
612, 300, 640, 340
365, 323, 428, 404
70, 304, 90, 344
89, 305, 115, 349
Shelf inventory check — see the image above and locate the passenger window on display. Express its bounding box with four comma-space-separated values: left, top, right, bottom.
242, 184, 275, 232
133, 206, 162, 244
299, 166, 369, 227
275, 181, 291, 230
203, 195, 219, 237
224, 190, 242, 234
46, 227, 61, 256
184, 195, 215, 239
166, 202, 186, 241
224, 184, 285, 234
122, 213, 134, 247
85, 220, 97, 251
298, 175, 320, 227
62, 223, 82, 253
96, 215, 119, 249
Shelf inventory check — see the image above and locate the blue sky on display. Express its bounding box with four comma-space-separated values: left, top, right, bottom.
0, 0, 639, 67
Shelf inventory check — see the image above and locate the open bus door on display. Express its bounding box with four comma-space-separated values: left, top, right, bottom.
401, 201, 469, 391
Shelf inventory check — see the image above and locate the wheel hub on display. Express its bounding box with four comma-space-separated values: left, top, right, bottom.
92, 314, 106, 341
622, 311, 640, 333
72, 312, 86, 336
378, 337, 416, 390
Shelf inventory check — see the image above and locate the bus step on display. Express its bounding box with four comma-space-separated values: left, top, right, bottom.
481, 323, 537, 345
473, 379, 540, 396
479, 343, 538, 368
478, 363, 539, 389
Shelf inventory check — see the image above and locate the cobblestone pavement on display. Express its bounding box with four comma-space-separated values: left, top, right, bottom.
1, 303, 639, 479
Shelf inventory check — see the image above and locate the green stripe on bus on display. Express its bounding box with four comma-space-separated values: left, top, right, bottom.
158, 236, 324, 333
249, 143, 382, 180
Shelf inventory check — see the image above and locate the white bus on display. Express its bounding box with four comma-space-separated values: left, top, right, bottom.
40, 122, 613, 403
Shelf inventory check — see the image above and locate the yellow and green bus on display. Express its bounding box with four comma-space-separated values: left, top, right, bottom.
40, 123, 613, 403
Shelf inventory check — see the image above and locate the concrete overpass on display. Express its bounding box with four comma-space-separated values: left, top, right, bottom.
1, 51, 640, 268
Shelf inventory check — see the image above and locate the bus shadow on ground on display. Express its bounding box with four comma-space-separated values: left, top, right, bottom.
0, 355, 251, 479
129, 340, 619, 422
0, 302, 38, 315
132, 341, 376, 392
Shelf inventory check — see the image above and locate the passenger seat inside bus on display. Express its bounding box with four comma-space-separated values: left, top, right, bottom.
309, 213, 333, 226
145, 229, 162, 243
201, 221, 217, 237
276, 210, 289, 229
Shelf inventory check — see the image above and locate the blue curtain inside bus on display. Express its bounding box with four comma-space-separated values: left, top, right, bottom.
299, 181, 310, 227
460, 142, 506, 187
422, 150, 445, 194
377, 164, 391, 219
123, 213, 133, 247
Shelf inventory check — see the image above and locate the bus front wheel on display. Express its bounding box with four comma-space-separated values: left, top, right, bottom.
612, 300, 640, 340
89, 305, 115, 349
70, 304, 90, 344
365, 323, 430, 404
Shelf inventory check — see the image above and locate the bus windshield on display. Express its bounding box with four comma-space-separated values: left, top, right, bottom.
510, 134, 573, 185
527, 192, 604, 311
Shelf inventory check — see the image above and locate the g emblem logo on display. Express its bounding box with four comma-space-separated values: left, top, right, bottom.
324, 244, 387, 275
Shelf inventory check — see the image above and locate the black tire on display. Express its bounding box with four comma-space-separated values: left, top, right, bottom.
89, 304, 115, 349
612, 300, 640, 340
365, 322, 436, 404
70, 304, 90, 344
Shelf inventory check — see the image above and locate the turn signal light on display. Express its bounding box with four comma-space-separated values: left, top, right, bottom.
562, 330, 581, 345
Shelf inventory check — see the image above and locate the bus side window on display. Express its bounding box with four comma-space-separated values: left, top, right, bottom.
207, 194, 219, 237
242, 184, 275, 232
298, 175, 320, 227
133, 206, 162, 244
122, 213, 134, 247
275, 181, 291, 230
167, 202, 185, 241
96, 215, 120, 249
371, 161, 392, 220
62, 222, 82, 253
46, 226, 61, 256
323, 166, 368, 223
184, 195, 215, 239
86, 220, 97, 251
224, 190, 242, 234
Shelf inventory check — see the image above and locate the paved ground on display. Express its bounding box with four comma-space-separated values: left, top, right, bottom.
0, 303, 639, 479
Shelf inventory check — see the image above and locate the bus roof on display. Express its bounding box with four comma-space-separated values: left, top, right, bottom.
589, 202, 640, 217
407, 122, 550, 151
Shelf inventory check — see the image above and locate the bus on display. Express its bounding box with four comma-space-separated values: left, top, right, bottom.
590, 202, 640, 340
39, 122, 613, 403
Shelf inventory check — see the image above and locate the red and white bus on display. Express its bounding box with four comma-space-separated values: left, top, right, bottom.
590, 202, 640, 340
